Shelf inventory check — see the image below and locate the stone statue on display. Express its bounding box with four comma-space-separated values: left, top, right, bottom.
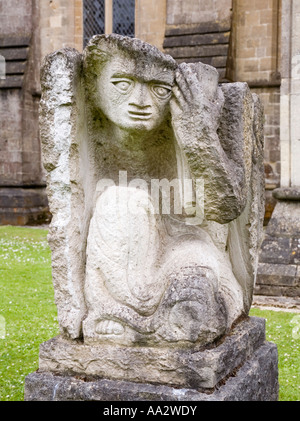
40, 34, 265, 349
25, 34, 280, 402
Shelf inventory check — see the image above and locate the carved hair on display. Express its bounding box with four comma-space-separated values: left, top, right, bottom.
84, 33, 177, 73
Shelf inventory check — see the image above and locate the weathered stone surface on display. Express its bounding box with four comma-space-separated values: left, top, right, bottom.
26, 34, 271, 402
40, 47, 86, 338
163, 11, 232, 81
256, 190, 300, 297
253, 294, 300, 310
273, 187, 300, 201
163, 32, 230, 49
0, 2, 46, 225
263, 199, 300, 238
0, 35, 31, 47
164, 44, 229, 59
39, 35, 265, 347
257, 263, 299, 285
260, 1, 300, 300
259, 238, 296, 265
25, 341, 278, 401
0, 47, 29, 61
254, 284, 300, 298
0, 44, 29, 89
38, 317, 266, 390
0, 75, 24, 89
164, 19, 232, 37
0, 187, 50, 225
6, 61, 27, 75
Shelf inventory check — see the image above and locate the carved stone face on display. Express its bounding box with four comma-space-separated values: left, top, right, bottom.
96, 54, 175, 132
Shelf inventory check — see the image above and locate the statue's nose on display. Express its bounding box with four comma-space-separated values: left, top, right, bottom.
129, 83, 152, 109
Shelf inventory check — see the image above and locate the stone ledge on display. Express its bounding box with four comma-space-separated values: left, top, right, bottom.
164, 20, 231, 37
272, 187, 300, 201
0, 187, 51, 225
38, 317, 265, 390
252, 295, 300, 312
257, 263, 300, 286
254, 284, 300, 298
24, 342, 278, 401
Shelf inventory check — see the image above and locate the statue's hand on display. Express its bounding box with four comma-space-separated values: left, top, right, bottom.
170, 62, 224, 151
170, 63, 246, 224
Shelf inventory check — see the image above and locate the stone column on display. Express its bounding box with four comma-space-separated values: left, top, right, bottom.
0, 0, 50, 225
135, 0, 167, 50
255, 0, 300, 300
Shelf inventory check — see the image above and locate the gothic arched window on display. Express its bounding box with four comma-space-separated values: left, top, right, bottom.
83, 0, 135, 47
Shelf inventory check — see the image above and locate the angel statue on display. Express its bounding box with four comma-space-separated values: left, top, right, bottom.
40, 34, 264, 348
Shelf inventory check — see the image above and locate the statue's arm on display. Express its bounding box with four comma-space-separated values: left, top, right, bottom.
171, 63, 254, 224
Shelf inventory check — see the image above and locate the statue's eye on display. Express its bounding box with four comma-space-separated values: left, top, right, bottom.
112, 80, 132, 93
152, 85, 171, 99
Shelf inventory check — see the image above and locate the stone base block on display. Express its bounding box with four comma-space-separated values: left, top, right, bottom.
0, 187, 51, 225
24, 317, 279, 401
24, 341, 278, 401
256, 189, 300, 297
38, 317, 264, 389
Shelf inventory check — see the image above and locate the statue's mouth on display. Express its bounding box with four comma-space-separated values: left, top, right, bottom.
128, 110, 152, 120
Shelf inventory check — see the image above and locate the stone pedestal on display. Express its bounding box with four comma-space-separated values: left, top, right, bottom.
24, 317, 279, 401
255, 187, 300, 297
0, 187, 51, 226
260, 1, 300, 298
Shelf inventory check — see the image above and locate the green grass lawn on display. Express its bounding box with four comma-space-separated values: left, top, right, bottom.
0, 225, 299, 401
249, 307, 300, 401
0, 226, 59, 401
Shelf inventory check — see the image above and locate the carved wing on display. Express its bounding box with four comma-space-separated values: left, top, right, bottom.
227, 93, 265, 312
40, 48, 87, 339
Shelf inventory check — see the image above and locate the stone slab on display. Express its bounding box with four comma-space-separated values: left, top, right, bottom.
254, 284, 300, 298
164, 44, 229, 59
253, 294, 300, 311
263, 200, 300, 238
163, 32, 230, 48
38, 317, 265, 390
0, 47, 29, 61
259, 238, 299, 265
257, 263, 299, 286
164, 19, 232, 37
273, 187, 300, 201
0, 187, 51, 225
0, 75, 24, 89
24, 342, 278, 401
0, 35, 31, 48
256, 198, 300, 296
